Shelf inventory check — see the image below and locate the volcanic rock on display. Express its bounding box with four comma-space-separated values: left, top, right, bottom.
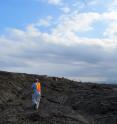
0, 71, 117, 124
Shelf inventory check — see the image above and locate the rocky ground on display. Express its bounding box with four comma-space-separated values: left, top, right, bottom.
0, 71, 117, 124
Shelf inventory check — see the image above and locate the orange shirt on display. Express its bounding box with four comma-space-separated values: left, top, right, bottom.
36, 82, 41, 92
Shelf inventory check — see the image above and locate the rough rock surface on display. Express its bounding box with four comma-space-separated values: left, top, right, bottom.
0, 71, 117, 124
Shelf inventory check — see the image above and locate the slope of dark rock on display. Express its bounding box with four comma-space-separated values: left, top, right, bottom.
0, 71, 117, 124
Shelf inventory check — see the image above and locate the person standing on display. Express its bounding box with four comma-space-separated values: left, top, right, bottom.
32, 79, 41, 110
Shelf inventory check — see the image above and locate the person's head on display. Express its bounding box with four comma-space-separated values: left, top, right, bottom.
35, 79, 39, 82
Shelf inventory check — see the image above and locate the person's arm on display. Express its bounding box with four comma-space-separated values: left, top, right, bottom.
32, 83, 35, 90
40, 83, 41, 95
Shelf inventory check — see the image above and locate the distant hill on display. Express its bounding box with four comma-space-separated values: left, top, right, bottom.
0, 71, 117, 124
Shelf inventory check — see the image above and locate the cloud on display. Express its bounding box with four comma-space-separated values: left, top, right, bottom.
60, 6, 70, 13
33, 16, 53, 27
102, 11, 117, 21
43, 0, 62, 5
49, 0, 62, 5
51, 12, 101, 37
104, 22, 117, 40
108, 0, 117, 11
102, 11, 117, 41
1, 22, 117, 83
87, 0, 99, 6
0, 0, 117, 83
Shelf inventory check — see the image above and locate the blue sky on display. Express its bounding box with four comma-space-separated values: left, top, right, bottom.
0, 0, 53, 30
0, 0, 117, 83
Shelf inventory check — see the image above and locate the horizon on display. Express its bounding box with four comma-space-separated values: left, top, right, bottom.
0, 69, 116, 84
0, 0, 117, 84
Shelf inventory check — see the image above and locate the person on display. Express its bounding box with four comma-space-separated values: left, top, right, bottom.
32, 79, 41, 110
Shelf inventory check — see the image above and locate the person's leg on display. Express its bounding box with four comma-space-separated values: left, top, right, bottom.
32, 92, 37, 109
36, 94, 41, 110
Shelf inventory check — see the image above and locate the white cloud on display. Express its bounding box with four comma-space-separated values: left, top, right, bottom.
101, 11, 117, 40
102, 11, 117, 21
87, 0, 99, 6
0, 21, 117, 82
47, 0, 62, 5
3, 10, 117, 49
104, 22, 117, 40
60, 6, 70, 13
108, 0, 117, 11
30, 16, 53, 27
53, 12, 100, 33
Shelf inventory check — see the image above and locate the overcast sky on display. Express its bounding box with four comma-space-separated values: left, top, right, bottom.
0, 0, 117, 83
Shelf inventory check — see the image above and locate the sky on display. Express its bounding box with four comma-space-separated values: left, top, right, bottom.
0, 0, 117, 83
